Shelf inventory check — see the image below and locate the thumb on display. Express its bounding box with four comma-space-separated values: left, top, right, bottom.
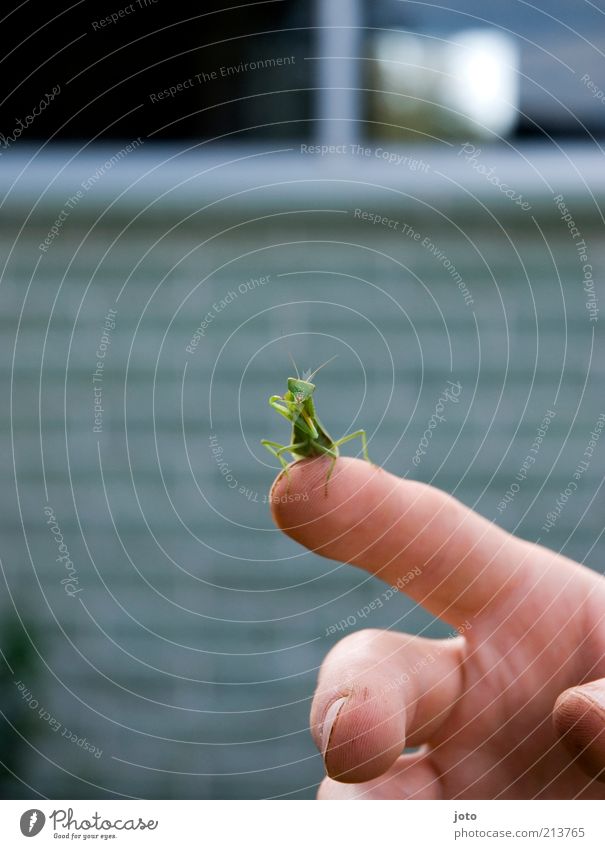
553, 678, 605, 781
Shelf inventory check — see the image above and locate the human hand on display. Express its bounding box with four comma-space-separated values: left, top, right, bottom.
271, 457, 605, 799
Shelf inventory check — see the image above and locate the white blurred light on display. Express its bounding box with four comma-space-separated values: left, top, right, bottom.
373, 28, 519, 138
445, 30, 519, 137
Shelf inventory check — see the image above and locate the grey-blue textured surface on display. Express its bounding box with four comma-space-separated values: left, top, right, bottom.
1, 144, 604, 799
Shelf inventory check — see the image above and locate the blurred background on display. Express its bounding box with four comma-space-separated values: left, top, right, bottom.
1, 0, 604, 799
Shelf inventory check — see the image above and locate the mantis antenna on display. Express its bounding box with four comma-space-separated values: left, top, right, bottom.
288, 351, 300, 379
304, 354, 339, 382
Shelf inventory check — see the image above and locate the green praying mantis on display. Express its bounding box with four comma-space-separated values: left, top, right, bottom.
261, 356, 370, 488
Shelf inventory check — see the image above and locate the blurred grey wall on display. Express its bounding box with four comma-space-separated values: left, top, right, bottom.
1, 143, 604, 798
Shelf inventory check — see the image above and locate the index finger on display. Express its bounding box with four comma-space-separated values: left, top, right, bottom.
271, 456, 532, 627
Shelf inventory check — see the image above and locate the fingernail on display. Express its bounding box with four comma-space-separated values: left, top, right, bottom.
321, 697, 347, 760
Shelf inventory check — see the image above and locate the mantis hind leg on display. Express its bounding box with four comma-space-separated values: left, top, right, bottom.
315, 430, 371, 495
332, 429, 370, 462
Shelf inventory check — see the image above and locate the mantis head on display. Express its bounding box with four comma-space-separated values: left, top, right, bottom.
287, 377, 315, 403
285, 356, 336, 403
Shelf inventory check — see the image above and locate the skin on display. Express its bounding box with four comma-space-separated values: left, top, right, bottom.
270, 456, 605, 799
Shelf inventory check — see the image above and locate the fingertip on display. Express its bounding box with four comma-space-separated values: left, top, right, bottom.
310, 656, 408, 784
553, 683, 605, 781
269, 456, 332, 533
269, 456, 377, 551
322, 692, 406, 783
